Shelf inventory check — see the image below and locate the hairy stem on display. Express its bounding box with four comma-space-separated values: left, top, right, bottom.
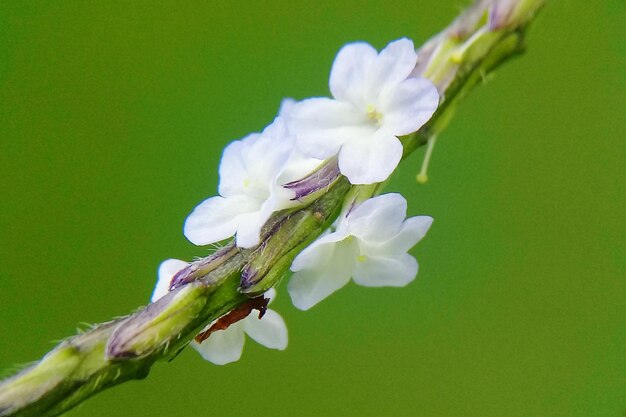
0, 1, 546, 415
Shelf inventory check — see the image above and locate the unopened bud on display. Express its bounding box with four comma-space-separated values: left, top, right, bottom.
107, 283, 211, 360
490, 0, 547, 31
169, 244, 238, 290
240, 210, 318, 296
283, 158, 341, 201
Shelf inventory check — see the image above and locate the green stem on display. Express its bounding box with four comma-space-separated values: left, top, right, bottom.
0, 1, 546, 415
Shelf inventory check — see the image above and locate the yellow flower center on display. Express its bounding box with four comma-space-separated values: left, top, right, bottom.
366, 104, 383, 125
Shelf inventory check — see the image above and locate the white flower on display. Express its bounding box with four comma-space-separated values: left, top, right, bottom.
288, 193, 433, 310
287, 38, 439, 185
152, 259, 288, 365
184, 117, 316, 249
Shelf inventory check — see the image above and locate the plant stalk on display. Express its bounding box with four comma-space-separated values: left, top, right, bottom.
0, 1, 546, 415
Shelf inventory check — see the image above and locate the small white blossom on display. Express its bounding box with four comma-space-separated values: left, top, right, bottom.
184, 117, 317, 249
288, 193, 433, 310
287, 38, 439, 185
152, 259, 288, 365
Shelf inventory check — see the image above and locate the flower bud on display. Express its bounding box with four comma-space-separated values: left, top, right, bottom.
107, 283, 211, 360
490, 0, 546, 31
169, 244, 238, 291
283, 158, 341, 201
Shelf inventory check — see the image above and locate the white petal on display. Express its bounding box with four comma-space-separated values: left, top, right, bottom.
296, 124, 374, 161
352, 253, 418, 287
379, 77, 439, 136
234, 194, 286, 249
158, 258, 189, 280
290, 230, 349, 271
242, 309, 288, 350
278, 97, 297, 119
264, 288, 277, 304
234, 213, 266, 249
219, 119, 295, 200
278, 151, 324, 185
347, 193, 408, 243
288, 268, 351, 311
151, 258, 188, 302
184, 195, 260, 246
218, 134, 260, 198
288, 239, 357, 310
261, 116, 291, 144
367, 38, 418, 97
191, 325, 245, 365
289, 98, 370, 160
265, 288, 277, 298
337, 132, 403, 184
329, 42, 378, 105
247, 119, 295, 188
381, 216, 433, 256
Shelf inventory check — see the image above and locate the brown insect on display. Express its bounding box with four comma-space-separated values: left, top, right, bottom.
194, 295, 269, 344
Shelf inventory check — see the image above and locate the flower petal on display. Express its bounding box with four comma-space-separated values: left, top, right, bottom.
347, 193, 407, 243
278, 151, 324, 186
184, 195, 260, 246
264, 288, 277, 303
290, 230, 349, 271
381, 216, 433, 255
248, 118, 295, 188
219, 119, 295, 199
379, 77, 439, 136
288, 268, 351, 311
288, 240, 357, 310
352, 253, 418, 287
235, 215, 269, 249
242, 309, 288, 350
289, 98, 370, 160
337, 132, 403, 184
368, 39, 418, 94
329, 42, 378, 105
151, 258, 188, 302
191, 325, 245, 365
234, 193, 287, 249
218, 134, 260, 198
278, 97, 297, 119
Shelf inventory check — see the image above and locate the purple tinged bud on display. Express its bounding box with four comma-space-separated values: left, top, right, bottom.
169, 265, 197, 291
240, 265, 258, 290
108, 283, 210, 360
489, 0, 545, 31
169, 244, 237, 290
489, 1, 512, 30
283, 159, 341, 201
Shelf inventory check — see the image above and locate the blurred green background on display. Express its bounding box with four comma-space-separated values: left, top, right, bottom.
1, 1, 624, 416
